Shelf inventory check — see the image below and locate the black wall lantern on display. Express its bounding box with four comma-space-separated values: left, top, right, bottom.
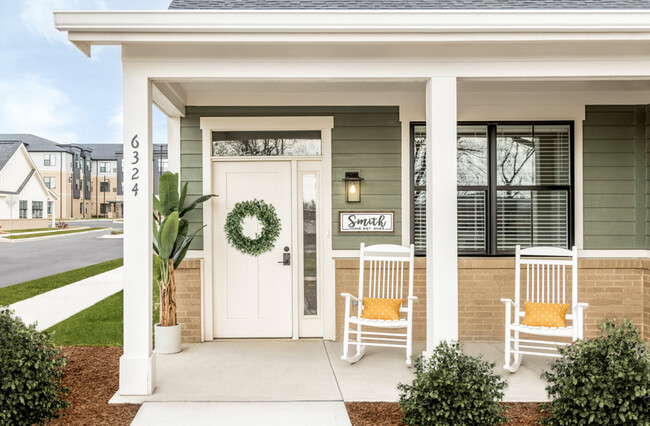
343, 172, 364, 203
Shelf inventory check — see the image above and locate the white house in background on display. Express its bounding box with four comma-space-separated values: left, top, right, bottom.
54, 0, 650, 396
0, 142, 58, 231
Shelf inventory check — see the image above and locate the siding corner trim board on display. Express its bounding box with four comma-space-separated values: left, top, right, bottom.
179, 106, 402, 250
583, 104, 650, 250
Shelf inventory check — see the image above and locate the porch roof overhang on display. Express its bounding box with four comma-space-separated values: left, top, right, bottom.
54, 9, 650, 58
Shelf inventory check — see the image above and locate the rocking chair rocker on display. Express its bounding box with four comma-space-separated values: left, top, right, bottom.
341, 243, 416, 365
501, 245, 588, 373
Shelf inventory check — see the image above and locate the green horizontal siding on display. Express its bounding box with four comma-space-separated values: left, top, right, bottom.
583, 105, 648, 249
179, 106, 401, 250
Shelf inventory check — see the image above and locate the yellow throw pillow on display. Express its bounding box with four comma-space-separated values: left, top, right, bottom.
361, 297, 403, 321
521, 302, 570, 328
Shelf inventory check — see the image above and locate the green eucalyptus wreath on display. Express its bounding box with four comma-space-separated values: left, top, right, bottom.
224, 199, 281, 256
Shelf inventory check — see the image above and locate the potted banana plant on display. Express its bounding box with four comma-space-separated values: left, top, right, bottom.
153, 171, 215, 354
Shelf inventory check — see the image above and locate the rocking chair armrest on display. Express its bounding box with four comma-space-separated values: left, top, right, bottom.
407, 296, 418, 301
340, 293, 362, 303
500, 298, 514, 305
574, 302, 589, 310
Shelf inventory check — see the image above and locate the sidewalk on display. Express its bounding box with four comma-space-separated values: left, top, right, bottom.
8, 267, 124, 330
131, 402, 352, 426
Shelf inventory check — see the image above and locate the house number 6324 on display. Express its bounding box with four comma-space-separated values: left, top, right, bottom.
131, 134, 140, 196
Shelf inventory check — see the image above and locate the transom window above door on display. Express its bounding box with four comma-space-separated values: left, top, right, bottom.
212, 130, 322, 157
412, 122, 573, 256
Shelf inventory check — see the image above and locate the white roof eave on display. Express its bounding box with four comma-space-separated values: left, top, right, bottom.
53, 9, 650, 57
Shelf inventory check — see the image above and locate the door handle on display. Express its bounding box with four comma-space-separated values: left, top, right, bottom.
277, 252, 290, 266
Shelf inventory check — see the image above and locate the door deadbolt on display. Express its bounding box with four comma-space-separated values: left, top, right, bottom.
278, 251, 291, 266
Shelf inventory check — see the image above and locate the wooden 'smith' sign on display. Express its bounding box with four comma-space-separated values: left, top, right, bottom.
339, 211, 395, 233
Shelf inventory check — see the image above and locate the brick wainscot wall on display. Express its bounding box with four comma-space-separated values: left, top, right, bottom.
174, 257, 650, 343
175, 259, 202, 343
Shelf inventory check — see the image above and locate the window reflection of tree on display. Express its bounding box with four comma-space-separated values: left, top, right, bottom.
457, 137, 487, 186
413, 132, 489, 187
213, 138, 320, 156
498, 136, 535, 188
303, 198, 317, 315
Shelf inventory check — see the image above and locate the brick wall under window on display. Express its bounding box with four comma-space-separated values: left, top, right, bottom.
335, 257, 650, 343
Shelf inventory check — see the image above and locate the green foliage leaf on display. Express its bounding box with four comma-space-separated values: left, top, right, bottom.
159, 211, 179, 260
0, 309, 69, 424
152, 195, 162, 218
398, 341, 508, 426
541, 319, 650, 425
178, 182, 188, 213
157, 172, 179, 217
153, 254, 163, 283
180, 193, 216, 218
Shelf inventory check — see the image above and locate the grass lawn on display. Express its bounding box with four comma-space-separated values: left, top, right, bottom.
2, 227, 69, 234
4, 227, 107, 239
48, 281, 160, 346
0, 258, 123, 306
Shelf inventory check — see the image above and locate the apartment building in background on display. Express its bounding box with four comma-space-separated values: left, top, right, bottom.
0, 134, 167, 220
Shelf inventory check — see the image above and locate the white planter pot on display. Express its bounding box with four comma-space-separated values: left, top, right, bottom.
154, 323, 181, 354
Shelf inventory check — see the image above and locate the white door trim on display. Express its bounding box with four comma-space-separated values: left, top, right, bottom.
200, 116, 334, 340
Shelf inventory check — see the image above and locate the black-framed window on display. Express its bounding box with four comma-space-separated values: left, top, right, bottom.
32, 201, 43, 219
411, 122, 573, 256
100, 181, 110, 192
19, 200, 27, 218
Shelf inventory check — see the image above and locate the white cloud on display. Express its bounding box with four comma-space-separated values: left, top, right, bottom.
0, 75, 80, 143
20, 0, 106, 46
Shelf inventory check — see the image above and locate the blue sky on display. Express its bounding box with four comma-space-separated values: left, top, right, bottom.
0, 0, 170, 145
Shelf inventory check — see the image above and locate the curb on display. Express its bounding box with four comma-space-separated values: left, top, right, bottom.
1, 228, 111, 243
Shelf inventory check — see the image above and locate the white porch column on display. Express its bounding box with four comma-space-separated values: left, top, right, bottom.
425, 77, 459, 354
167, 116, 181, 174
51, 200, 55, 228
119, 71, 155, 395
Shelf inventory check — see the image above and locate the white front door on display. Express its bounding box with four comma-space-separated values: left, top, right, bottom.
213, 161, 293, 338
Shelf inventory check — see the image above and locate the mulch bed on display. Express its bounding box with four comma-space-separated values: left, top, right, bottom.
346, 401, 546, 425
52, 346, 141, 426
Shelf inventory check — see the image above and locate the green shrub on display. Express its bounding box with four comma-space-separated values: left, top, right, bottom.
542, 319, 650, 425
398, 341, 508, 426
0, 309, 69, 425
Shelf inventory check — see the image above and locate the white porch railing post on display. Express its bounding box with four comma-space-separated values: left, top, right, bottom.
425, 77, 459, 354
119, 70, 155, 395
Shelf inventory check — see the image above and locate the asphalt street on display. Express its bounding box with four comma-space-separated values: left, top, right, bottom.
0, 220, 123, 287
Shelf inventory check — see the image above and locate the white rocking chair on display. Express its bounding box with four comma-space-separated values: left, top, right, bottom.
341, 243, 416, 365
501, 245, 588, 373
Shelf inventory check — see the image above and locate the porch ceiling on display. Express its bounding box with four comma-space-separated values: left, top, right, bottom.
152, 78, 650, 118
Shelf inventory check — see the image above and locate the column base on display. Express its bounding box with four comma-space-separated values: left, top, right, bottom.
119, 353, 156, 395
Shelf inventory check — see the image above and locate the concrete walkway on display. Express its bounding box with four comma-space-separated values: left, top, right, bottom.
8, 267, 124, 330
131, 402, 352, 426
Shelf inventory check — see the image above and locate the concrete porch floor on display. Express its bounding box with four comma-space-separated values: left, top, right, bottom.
112, 340, 551, 405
